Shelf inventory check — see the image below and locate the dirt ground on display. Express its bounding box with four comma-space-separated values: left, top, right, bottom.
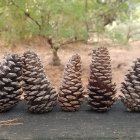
0, 39, 140, 97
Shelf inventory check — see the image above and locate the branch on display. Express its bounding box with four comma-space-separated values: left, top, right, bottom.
0, 118, 23, 126
59, 39, 86, 47
47, 37, 86, 50
25, 12, 41, 30
10, 0, 41, 30
85, 0, 89, 32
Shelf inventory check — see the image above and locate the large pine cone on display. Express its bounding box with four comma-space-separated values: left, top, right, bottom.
0, 54, 22, 112
88, 47, 116, 112
121, 58, 140, 111
58, 54, 84, 112
22, 51, 57, 113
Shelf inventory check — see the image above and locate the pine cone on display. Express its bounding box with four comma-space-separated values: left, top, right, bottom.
0, 54, 22, 112
58, 54, 84, 112
121, 58, 140, 111
22, 51, 57, 113
88, 47, 116, 112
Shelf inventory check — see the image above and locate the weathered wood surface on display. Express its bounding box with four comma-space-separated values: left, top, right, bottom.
0, 101, 140, 140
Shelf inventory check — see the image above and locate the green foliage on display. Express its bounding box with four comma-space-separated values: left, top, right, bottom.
106, 29, 128, 45
0, 0, 140, 46
106, 20, 140, 46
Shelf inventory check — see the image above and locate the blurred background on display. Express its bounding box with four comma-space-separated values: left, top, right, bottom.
0, 0, 140, 94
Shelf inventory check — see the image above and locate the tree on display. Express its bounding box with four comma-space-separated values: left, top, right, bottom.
84, 0, 129, 43
0, 0, 88, 65
0, 0, 140, 64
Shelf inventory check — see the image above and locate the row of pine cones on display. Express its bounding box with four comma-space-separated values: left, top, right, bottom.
0, 47, 140, 113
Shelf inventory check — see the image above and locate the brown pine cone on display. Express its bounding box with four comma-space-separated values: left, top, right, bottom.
121, 58, 140, 111
88, 47, 116, 112
0, 54, 22, 112
58, 54, 85, 112
22, 51, 58, 113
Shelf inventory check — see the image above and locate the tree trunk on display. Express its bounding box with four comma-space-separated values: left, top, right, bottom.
47, 38, 61, 66
52, 46, 60, 66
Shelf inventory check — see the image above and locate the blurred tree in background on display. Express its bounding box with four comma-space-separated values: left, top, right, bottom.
0, 0, 140, 65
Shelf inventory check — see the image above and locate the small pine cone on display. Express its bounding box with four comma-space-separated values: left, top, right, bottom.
22, 51, 57, 113
0, 54, 22, 112
88, 47, 116, 112
58, 54, 85, 112
121, 58, 140, 111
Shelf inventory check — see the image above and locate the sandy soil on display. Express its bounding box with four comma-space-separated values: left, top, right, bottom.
1, 39, 140, 97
